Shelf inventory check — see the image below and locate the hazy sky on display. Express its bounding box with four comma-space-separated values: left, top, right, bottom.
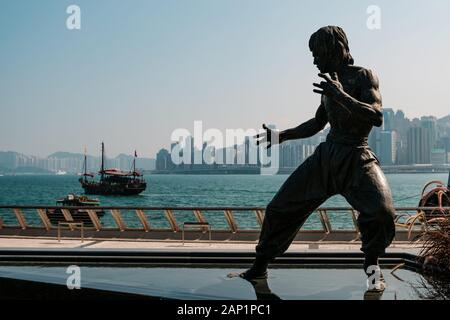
1, 0, 449, 158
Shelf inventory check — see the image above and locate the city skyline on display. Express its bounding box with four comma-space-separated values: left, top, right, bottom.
0, 149, 155, 174
1, 107, 449, 174
154, 108, 450, 173
1, 109, 449, 160
2, 1, 450, 158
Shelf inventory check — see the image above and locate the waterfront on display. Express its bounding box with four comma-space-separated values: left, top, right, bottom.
0, 173, 448, 207
0, 173, 447, 229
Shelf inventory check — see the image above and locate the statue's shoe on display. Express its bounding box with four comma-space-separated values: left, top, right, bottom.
227, 269, 268, 280
364, 273, 387, 300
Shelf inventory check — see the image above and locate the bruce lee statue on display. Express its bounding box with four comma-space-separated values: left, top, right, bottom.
230, 26, 396, 293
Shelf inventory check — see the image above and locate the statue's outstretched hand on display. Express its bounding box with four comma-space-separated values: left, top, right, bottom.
254, 124, 280, 149
313, 73, 344, 100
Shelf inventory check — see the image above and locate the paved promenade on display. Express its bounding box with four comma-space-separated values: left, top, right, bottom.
0, 236, 421, 255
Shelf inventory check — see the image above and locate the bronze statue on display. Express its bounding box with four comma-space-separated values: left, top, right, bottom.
231, 26, 396, 293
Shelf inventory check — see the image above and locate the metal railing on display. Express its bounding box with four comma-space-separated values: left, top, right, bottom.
0, 205, 447, 242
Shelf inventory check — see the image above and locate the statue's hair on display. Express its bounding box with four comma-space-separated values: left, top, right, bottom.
309, 26, 354, 65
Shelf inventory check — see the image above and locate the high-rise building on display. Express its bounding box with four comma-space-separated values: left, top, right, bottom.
395, 139, 408, 165
407, 126, 431, 164
382, 108, 395, 131
244, 136, 250, 165
393, 109, 411, 142
442, 137, 450, 159
279, 139, 318, 169
368, 125, 382, 155
156, 148, 171, 171
379, 131, 397, 165
421, 116, 437, 149
430, 148, 447, 165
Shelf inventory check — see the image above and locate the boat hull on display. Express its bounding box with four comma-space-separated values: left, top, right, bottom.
80, 181, 147, 196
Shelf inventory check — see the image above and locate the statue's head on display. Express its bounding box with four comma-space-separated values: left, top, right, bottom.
309, 26, 354, 73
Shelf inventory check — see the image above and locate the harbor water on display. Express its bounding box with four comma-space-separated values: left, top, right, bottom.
0, 173, 447, 230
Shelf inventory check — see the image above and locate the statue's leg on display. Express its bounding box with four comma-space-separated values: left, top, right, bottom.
255, 198, 326, 262
342, 163, 396, 274
238, 155, 328, 280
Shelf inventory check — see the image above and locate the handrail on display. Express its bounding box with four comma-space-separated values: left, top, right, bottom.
1, 205, 449, 211
0, 206, 447, 240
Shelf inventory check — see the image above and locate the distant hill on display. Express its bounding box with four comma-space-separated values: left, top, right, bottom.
47, 152, 84, 159
0, 151, 36, 169
0, 150, 155, 172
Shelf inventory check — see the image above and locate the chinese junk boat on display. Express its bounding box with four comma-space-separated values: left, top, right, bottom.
46, 194, 105, 227
79, 143, 147, 196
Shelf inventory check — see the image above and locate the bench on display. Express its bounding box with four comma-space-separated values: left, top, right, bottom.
182, 222, 211, 245
57, 221, 84, 243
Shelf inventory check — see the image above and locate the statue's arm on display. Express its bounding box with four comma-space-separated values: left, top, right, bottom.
280, 104, 328, 143
334, 69, 383, 127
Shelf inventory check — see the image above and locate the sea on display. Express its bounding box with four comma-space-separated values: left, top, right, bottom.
0, 173, 448, 230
